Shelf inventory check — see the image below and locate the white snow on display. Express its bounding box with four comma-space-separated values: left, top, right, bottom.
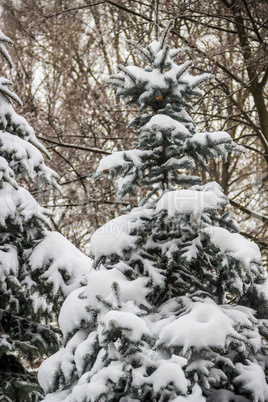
72, 359, 125, 401
0, 94, 49, 155
192, 131, 231, 146
85, 268, 126, 303
155, 182, 227, 217
0, 78, 21, 104
0, 156, 18, 188
42, 389, 71, 402
29, 231, 91, 296
56, 330, 90, 384
163, 156, 192, 169
85, 267, 149, 308
74, 331, 98, 376
159, 299, 262, 358
235, 361, 268, 402
120, 54, 205, 108
0, 130, 43, 179
255, 280, 268, 300
149, 40, 161, 53
173, 384, 206, 401
38, 348, 67, 393
186, 359, 214, 376
100, 310, 150, 343
204, 226, 261, 266
154, 47, 173, 67
143, 114, 191, 138
58, 286, 90, 338
0, 245, 18, 277
0, 129, 58, 187
148, 355, 188, 394
158, 299, 237, 354
91, 208, 142, 260
59, 267, 149, 339
182, 237, 202, 261
221, 304, 256, 328
0, 183, 51, 227
29, 292, 50, 315
97, 149, 151, 173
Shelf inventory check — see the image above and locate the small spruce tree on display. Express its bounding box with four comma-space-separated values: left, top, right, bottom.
0, 29, 91, 401
39, 22, 268, 401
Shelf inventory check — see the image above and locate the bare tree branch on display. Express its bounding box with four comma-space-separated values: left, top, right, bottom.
38, 137, 112, 155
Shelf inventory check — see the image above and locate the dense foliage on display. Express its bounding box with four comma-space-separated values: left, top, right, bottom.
0, 29, 91, 401
39, 23, 268, 401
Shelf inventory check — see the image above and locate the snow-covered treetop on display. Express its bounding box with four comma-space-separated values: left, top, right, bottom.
109, 21, 209, 116
101, 22, 242, 199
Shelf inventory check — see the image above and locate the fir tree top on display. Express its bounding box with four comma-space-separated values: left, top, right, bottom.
100, 21, 242, 199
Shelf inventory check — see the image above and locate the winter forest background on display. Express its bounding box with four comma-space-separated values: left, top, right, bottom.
0, 0, 267, 262
0, 0, 268, 401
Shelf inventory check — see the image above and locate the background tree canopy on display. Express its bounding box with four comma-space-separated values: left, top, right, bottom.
1, 0, 267, 263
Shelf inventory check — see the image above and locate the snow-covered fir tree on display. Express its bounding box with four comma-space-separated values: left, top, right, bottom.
0, 29, 91, 401
39, 22, 268, 402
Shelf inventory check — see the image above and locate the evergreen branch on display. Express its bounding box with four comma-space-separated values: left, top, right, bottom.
95, 295, 113, 309
112, 282, 122, 307
0, 44, 13, 69
0, 78, 22, 105
179, 268, 209, 292
176, 60, 193, 80
127, 41, 152, 64
105, 0, 255, 92
117, 65, 136, 83
108, 76, 125, 89
109, 75, 125, 82
0, 30, 13, 68
147, 44, 154, 59
0, 31, 13, 45
191, 73, 211, 88
159, 45, 169, 73
0, 310, 60, 354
